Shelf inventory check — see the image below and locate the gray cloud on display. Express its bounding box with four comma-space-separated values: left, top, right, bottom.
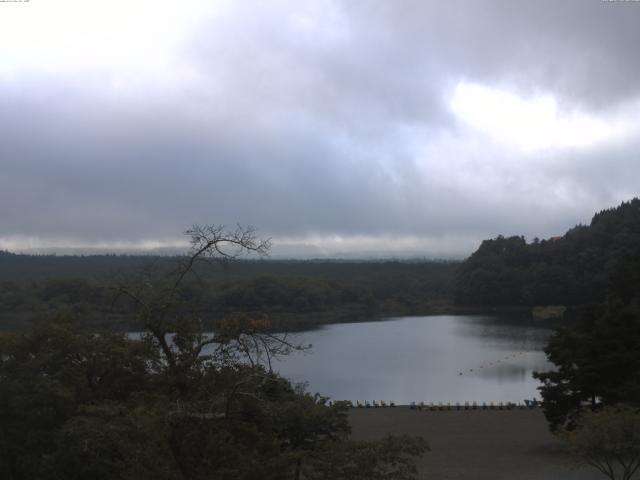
0, 1, 639, 256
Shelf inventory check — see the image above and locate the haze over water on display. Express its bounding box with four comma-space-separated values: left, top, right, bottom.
274, 315, 552, 405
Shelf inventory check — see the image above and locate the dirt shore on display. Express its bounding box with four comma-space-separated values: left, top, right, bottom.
349, 407, 602, 480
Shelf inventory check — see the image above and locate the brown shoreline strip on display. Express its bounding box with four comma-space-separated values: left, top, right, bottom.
349, 408, 602, 480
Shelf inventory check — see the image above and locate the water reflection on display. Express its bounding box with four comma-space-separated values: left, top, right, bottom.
453, 315, 551, 350
273, 315, 553, 404
476, 362, 536, 383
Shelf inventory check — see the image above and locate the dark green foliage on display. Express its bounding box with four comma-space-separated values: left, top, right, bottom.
0, 320, 159, 479
305, 435, 429, 480
51, 403, 177, 480
455, 198, 640, 306
0, 320, 427, 480
0, 259, 456, 331
534, 241, 640, 431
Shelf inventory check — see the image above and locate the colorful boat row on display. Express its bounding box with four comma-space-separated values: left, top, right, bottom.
335, 399, 540, 410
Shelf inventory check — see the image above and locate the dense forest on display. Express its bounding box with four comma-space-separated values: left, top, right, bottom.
0, 227, 427, 480
0, 254, 455, 331
2, 198, 639, 331
529, 203, 640, 437
454, 198, 640, 307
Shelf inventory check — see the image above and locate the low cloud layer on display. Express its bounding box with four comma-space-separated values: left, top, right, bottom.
1, 0, 639, 257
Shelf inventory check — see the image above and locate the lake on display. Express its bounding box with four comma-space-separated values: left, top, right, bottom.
271, 315, 553, 405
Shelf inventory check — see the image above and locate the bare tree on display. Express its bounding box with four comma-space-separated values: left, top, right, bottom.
113, 224, 302, 383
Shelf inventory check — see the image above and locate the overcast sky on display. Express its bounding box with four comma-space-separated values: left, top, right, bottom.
1, 0, 639, 258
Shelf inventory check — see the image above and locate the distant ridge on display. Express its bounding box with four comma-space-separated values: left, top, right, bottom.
13, 246, 191, 257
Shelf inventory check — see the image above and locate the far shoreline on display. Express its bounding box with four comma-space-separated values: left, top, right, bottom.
0, 305, 555, 333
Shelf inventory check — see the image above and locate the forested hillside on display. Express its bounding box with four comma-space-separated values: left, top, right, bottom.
0, 255, 455, 330
454, 198, 640, 307
4, 198, 638, 329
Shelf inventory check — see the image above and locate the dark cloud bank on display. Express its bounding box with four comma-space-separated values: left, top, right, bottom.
1, 0, 639, 258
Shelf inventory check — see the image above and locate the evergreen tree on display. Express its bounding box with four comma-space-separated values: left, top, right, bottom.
534, 243, 640, 431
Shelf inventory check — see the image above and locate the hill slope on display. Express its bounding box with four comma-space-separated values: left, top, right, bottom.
454, 198, 640, 306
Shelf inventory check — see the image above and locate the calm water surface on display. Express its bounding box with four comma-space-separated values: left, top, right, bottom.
272, 315, 553, 404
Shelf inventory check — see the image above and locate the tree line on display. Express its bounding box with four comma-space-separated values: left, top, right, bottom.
0, 255, 455, 331
454, 198, 640, 307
